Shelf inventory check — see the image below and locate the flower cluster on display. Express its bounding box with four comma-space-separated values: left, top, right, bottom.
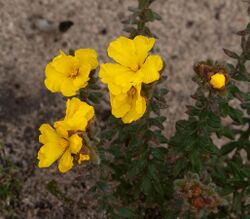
38, 36, 164, 172
38, 48, 98, 173
99, 35, 163, 123
38, 98, 94, 173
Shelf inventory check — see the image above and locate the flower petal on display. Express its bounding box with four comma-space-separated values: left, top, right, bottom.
44, 64, 65, 92
69, 134, 82, 154
110, 93, 131, 118
122, 85, 146, 123
107, 35, 155, 70
60, 79, 78, 97
134, 35, 155, 66
139, 55, 163, 84
63, 98, 94, 131
37, 142, 66, 168
107, 36, 139, 70
39, 124, 60, 144
51, 52, 76, 74
58, 148, 73, 173
75, 48, 98, 70
53, 121, 69, 138
99, 63, 138, 95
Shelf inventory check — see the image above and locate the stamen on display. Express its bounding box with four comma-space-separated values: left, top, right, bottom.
127, 86, 137, 96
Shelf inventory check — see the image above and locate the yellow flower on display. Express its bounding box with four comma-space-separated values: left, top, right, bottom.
99, 35, 163, 123
37, 123, 83, 173
99, 36, 163, 95
54, 97, 94, 134
209, 73, 226, 90
45, 48, 98, 96
37, 98, 94, 173
110, 84, 146, 123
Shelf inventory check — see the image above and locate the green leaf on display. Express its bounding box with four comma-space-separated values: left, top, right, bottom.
150, 100, 161, 115
141, 175, 152, 194
244, 52, 250, 60
207, 113, 221, 129
154, 130, 168, 144
151, 11, 161, 20
148, 163, 160, 182
228, 106, 244, 124
107, 144, 123, 158
117, 207, 138, 218
151, 147, 167, 160
223, 49, 239, 59
232, 191, 242, 214
148, 117, 165, 129
127, 159, 145, 179
190, 151, 202, 172
144, 9, 158, 22
173, 159, 187, 177
220, 142, 238, 155
220, 102, 244, 123
100, 129, 117, 140
202, 142, 219, 154
123, 27, 137, 35
239, 63, 246, 74
217, 126, 235, 140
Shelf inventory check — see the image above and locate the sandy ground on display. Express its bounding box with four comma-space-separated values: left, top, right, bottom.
0, 0, 247, 218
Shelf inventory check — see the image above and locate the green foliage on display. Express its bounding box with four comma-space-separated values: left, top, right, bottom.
0, 144, 22, 217
123, 0, 161, 38
80, 0, 250, 218
95, 69, 169, 216
166, 4, 250, 216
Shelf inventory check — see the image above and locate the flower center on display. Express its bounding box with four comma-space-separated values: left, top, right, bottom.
69, 65, 79, 78
59, 138, 69, 149
131, 64, 139, 72
127, 86, 137, 96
